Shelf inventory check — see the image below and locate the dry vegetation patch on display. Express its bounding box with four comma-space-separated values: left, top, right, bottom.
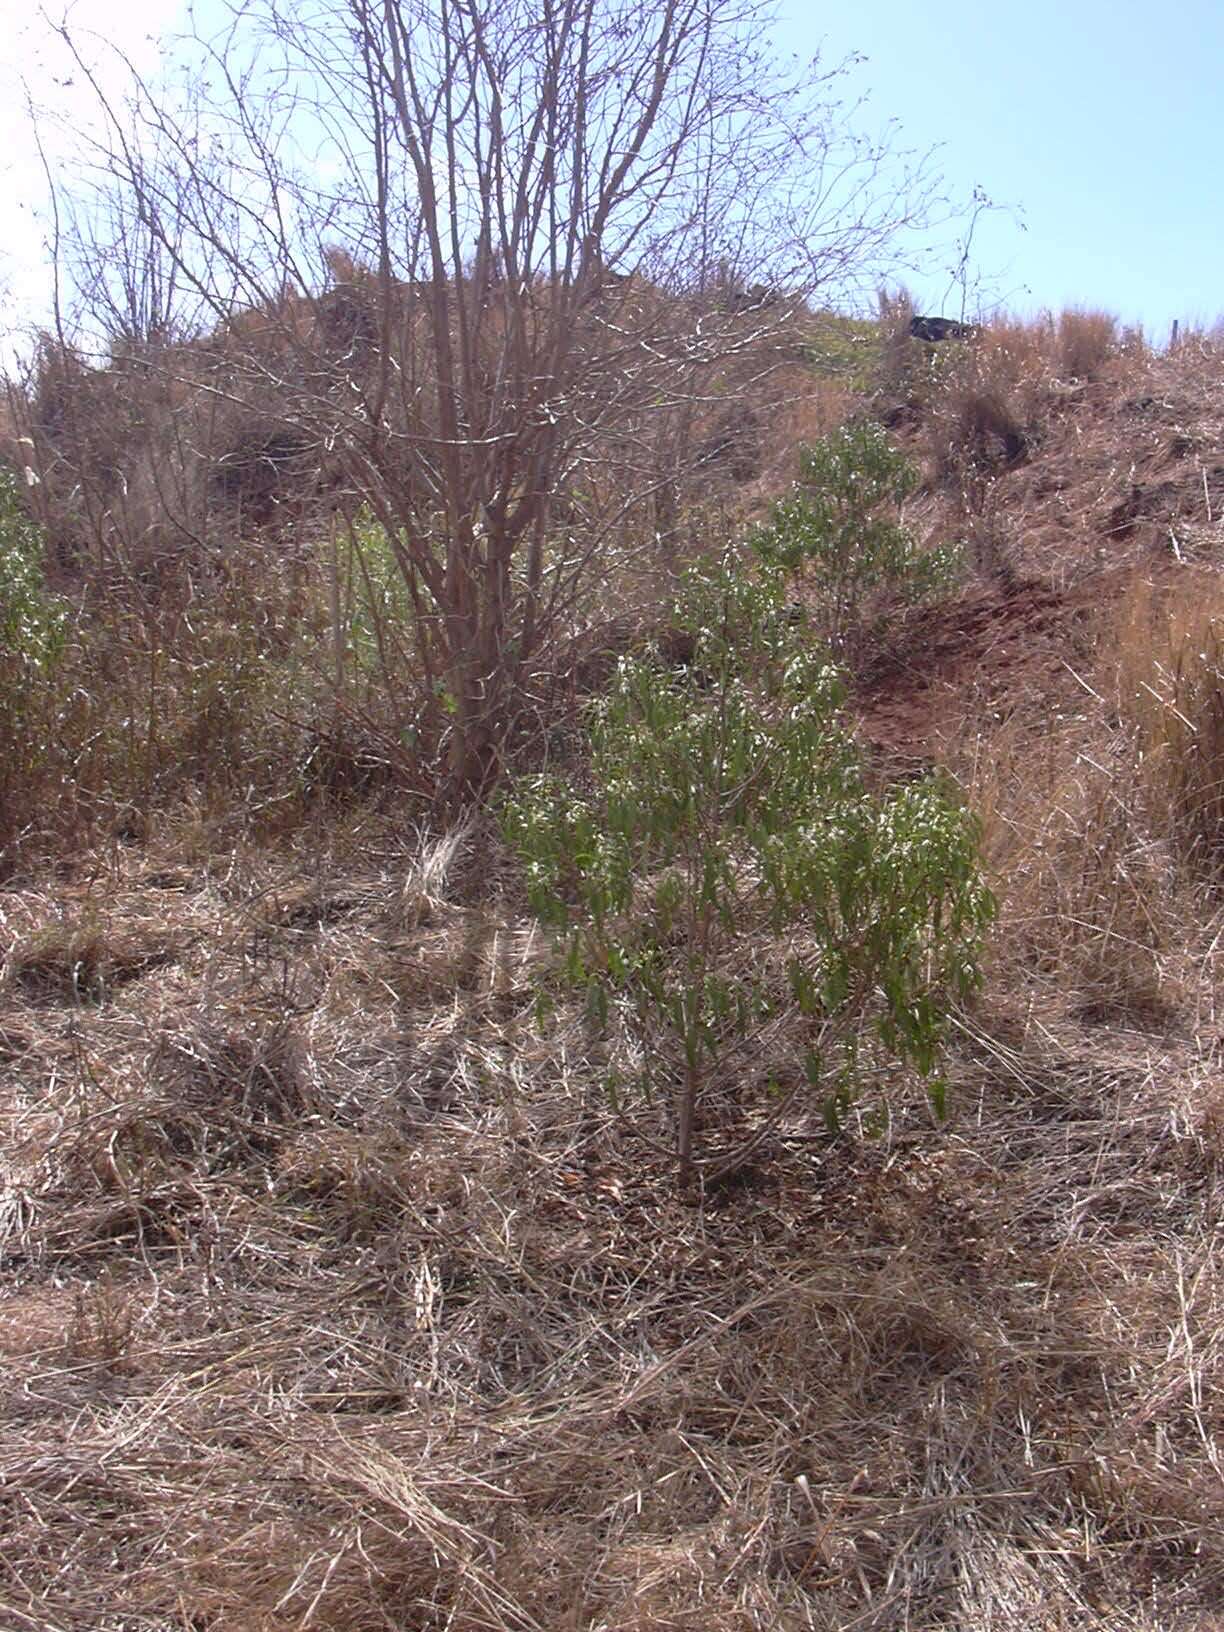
2, 802, 1223, 1630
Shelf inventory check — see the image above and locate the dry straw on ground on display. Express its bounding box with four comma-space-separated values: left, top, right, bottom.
2, 807, 1223, 1631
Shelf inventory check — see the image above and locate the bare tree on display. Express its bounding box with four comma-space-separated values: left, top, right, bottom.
38, 0, 938, 800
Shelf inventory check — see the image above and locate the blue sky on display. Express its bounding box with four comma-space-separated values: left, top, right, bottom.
0, 0, 1217, 348
775, 0, 1222, 340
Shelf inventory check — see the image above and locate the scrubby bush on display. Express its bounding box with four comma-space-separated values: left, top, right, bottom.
752, 421, 961, 648
0, 466, 70, 857
504, 557, 994, 1182
0, 466, 66, 672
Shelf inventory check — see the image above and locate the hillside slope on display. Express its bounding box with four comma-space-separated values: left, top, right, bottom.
3, 325, 1224, 1631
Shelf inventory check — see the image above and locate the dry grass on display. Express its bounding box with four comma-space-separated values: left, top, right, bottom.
3, 803, 1224, 1630
962, 709, 1189, 1028
761, 369, 858, 489
1114, 572, 1224, 880
0, 530, 429, 869
874, 308, 1150, 522
1056, 309, 1119, 381
919, 326, 1058, 504
884, 313, 1224, 603
944, 566, 1224, 1031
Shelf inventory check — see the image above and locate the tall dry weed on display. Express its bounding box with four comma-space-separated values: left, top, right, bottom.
1114, 573, 1224, 881
961, 570, 1224, 1024
873, 284, 918, 404
1056, 308, 1118, 380
0, 548, 396, 867
965, 715, 1183, 1024
922, 328, 1049, 504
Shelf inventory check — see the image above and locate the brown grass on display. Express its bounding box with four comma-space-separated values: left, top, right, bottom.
1113, 572, 1224, 880
1056, 309, 1119, 381
962, 709, 1188, 1027
0, 524, 435, 870
882, 309, 1151, 519
2, 795, 1224, 1629
919, 325, 1058, 504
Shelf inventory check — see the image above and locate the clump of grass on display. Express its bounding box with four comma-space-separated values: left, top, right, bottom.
0, 530, 440, 870
912, 310, 1145, 515
872, 284, 919, 407
958, 480, 1022, 589
922, 329, 1048, 502
1115, 573, 1224, 881
5, 918, 179, 1005
967, 714, 1184, 1026
1056, 307, 1118, 380
802, 310, 884, 391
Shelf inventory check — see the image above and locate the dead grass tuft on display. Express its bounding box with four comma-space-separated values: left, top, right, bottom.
1057, 308, 1119, 381
962, 705, 1190, 1028
914, 326, 1056, 508
5, 919, 181, 1004
1115, 572, 1224, 880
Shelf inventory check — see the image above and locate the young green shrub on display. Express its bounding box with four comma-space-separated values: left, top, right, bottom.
0, 465, 66, 672
752, 421, 961, 650
0, 466, 71, 856
503, 560, 995, 1183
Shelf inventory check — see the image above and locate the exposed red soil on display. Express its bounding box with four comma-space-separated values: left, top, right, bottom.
854, 572, 1112, 757
856, 346, 1224, 759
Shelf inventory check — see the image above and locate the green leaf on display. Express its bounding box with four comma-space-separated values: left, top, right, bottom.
586, 977, 609, 1031
927, 1077, 948, 1121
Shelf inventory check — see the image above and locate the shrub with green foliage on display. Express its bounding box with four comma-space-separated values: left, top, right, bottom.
503, 559, 994, 1183
0, 466, 66, 672
0, 465, 70, 858
322, 509, 413, 682
752, 421, 960, 649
